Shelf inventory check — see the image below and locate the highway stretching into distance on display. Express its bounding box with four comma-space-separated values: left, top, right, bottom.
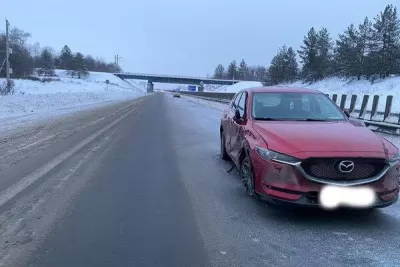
0, 92, 399, 267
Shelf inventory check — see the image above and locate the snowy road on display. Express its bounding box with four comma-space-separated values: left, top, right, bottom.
0, 93, 399, 266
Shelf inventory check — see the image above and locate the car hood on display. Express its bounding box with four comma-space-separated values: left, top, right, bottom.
252, 121, 391, 155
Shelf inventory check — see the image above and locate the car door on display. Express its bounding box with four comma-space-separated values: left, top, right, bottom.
229, 92, 247, 164
223, 92, 242, 154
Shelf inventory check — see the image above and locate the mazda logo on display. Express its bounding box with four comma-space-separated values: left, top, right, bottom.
338, 160, 355, 173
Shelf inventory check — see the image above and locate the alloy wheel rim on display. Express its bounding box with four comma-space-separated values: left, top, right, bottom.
241, 158, 254, 195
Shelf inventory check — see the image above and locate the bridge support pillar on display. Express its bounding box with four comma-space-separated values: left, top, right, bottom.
198, 81, 204, 92
147, 81, 154, 93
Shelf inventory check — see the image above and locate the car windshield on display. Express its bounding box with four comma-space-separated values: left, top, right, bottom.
251, 92, 346, 121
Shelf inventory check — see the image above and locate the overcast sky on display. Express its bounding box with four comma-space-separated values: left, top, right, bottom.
1, 0, 395, 77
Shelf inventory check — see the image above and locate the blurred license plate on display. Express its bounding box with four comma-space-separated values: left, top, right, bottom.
319, 185, 376, 209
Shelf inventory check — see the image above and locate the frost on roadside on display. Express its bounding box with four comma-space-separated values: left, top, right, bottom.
0, 80, 15, 96
0, 70, 145, 133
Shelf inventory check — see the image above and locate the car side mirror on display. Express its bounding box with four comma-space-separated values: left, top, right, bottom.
233, 108, 242, 122
348, 117, 366, 127
343, 108, 350, 117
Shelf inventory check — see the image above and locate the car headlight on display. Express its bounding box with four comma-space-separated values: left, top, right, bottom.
255, 146, 300, 165
389, 151, 400, 165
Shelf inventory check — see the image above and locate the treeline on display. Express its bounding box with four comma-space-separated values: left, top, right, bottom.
0, 26, 121, 79
212, 4, 400, 85
213, 62, 267, 82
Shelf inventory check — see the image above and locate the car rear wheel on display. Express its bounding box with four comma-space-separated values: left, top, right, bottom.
240, 153, 259, 199
220, 131, 230, 160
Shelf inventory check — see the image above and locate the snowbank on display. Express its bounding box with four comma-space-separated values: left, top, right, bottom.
0, 70, 146, 132
204, 84, 228, 92
213, 81, 263, 93
284, 76, 400, 96
283, 77, 400, 112
212, 77, 400, 111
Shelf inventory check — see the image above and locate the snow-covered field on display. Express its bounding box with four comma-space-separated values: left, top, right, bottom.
208, 76, 400, 112
0, 70, 146, 133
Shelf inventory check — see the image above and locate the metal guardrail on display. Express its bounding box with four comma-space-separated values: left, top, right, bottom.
178, 91, 400, 135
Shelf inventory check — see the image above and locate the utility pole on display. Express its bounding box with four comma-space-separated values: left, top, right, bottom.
5, 19, 10, 82
115, 54, 122, 66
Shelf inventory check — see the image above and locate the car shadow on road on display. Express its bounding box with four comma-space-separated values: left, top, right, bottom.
254, 197, 398, 230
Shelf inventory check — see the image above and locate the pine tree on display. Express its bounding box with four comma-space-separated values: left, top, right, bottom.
267, 45, 298, 85
358, 17, 376, 79
72, 52, 89, 79
59, 45, 74, 75
39, 47, 55, 76
226, 60, 237, 79
372, 5, 400, 78
316, 28, 334, 78
238, 59, 249, 80
298, 27, 333, 82
285, 47, 298, 82
247, 66, 256, 81
254, 66, 267, 82
335, 24, 360, 78
268, 46, 286, 85
298, 27, 319, 82
213, 64, 225, 79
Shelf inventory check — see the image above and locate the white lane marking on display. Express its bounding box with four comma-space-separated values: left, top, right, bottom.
0, 103, 138, 208
81, 117, 106, 128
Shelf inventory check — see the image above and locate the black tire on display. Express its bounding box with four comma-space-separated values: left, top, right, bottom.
220, 131, 230, 160
240, 152, 259, 200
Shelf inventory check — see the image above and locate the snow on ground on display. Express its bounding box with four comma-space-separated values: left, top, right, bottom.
283, 76, 400, 112
209, 81, 263, 93
0, 70, 146, 133
211, 77, 400, 113
204, 84, 229, 92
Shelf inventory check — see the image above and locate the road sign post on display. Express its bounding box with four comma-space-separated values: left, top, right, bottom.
198, 81, 204, 92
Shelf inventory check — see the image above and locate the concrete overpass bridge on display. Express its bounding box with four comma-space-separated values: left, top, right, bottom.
114, 72, 244, 92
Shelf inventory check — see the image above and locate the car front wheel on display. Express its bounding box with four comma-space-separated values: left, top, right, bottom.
240, 153, 259, 199
220, 131, 230, 160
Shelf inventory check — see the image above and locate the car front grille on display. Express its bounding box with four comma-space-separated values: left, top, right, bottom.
301, 158, 387, 181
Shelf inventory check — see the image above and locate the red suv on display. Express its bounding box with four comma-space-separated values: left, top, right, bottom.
220, 87, 400, 209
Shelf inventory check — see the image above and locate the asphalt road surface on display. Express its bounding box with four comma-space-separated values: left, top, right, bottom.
0, 92, 399, 267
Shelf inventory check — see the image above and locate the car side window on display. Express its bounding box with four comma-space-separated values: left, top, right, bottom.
230, 94, 238, 110
237, 92, 247, 118
231, 93, 242, 111
301, 95, 311, 112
